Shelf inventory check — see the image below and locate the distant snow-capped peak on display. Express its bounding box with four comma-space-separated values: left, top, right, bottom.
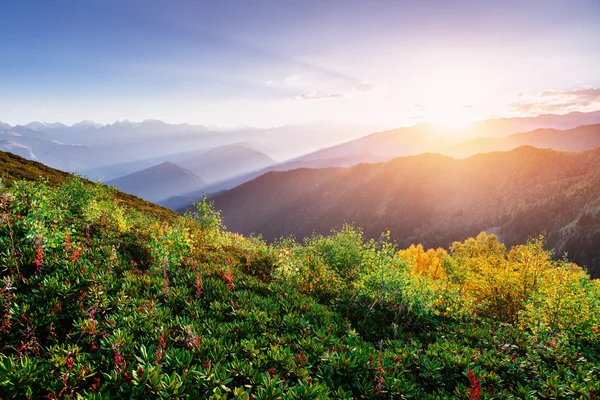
23, 121, 67, 131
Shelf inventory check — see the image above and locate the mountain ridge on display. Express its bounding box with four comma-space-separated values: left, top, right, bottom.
106, 162, 206, 203
211, 145, 600, 277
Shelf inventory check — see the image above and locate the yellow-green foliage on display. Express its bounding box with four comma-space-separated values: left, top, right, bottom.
278, 229, 600, 341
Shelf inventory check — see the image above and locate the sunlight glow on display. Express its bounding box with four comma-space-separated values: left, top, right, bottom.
423, 105, 478, 129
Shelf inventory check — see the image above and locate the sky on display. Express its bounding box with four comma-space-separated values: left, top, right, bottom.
1, 0, 599, 129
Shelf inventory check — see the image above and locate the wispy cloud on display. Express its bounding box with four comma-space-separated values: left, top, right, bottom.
284, 74, 301, 83
290, 90, 343, 100
509, 87, 600, 115
356, 81, 376, 92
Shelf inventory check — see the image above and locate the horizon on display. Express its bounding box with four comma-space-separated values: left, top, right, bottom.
3, 108, 600, 133
2, 0, 600, 134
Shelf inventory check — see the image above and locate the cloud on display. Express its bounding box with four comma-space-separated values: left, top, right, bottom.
539, 87, 600, 100
265, 80, 273, 85
509, 87, 600, 115
284, 74, 301, 83
356, 81, 376, 92
290, 90, 343, 100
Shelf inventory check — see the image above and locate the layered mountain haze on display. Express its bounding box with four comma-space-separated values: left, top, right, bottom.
0, 128, 128, 174
212, 146, 600, 277
106, 162, 206, 203
459, 110, 600, 138
178, 143, 275, 183
164, 112, 600, 211
443, 124, 600, 158
254, 111, 600, 171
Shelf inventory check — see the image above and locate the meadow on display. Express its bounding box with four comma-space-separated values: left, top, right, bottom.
1, 169, 599, 399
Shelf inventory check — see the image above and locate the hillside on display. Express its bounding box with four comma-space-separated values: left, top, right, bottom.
212, 146, 600, 277
445, 124, 600, 158
106, 162, 206, 203
1, 152, 599, 398
164, 153, 387, 211
0, 150, 176, 221
295, 123, 455, 163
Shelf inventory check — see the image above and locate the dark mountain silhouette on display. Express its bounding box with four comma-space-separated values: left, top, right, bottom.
106, 162, 206, 203
211, 146, 600, 277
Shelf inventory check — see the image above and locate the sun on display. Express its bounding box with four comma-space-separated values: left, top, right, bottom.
423, 105, 478, 129
409, 58, 488, 130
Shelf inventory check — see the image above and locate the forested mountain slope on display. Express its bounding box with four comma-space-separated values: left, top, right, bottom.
213, 146, 600, 276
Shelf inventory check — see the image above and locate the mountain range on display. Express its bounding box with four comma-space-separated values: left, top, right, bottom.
443, 124, 600, 158
166, 122, 600, 210
211, 146, 600, 277
3, 110, 600, 208
105, 143, 274, 202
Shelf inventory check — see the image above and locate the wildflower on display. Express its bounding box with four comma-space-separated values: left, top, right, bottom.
0, 277, 15, 333
220, 268, 234, 291
158, 330, 167, 348
33, 236, 44, 273
467, 370, 481, 400
162, 260, 169, 297
114, 351, 125, 372
90, 377, 101, 393
64, 231, 72, 252
66, 357, 74, 370
70, 247, 83, 263
154, 348, 163, 364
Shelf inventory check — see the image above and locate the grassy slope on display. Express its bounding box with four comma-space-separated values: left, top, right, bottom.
0, 151, 177, 221
0, 150, 599, 399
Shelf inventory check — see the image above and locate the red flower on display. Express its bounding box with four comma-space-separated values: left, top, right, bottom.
220, 268, 234, 291
162, 260, 170, 297
90, 377, 101, 393
70, 247, 83, 263
467, 370, 481, 400
114, 352, 124, 367
64, 231, 72, 251
33, 237, 44, 272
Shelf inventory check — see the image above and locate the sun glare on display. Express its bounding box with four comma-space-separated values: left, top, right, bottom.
424, 106, 477, 129
411, 58, 488, 130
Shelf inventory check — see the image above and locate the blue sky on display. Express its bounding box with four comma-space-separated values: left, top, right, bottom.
1, 0, 599, 127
